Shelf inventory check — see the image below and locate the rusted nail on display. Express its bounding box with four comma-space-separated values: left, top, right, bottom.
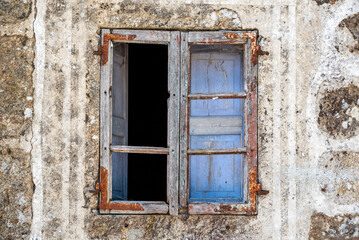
89, 189, 101, 194
89, 182, 101, 193
258, 49, 269, 56
257, 190, 270, 195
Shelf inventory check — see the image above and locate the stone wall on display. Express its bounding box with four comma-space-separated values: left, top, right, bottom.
0, 1, 35, 239
1, 0, 359, 239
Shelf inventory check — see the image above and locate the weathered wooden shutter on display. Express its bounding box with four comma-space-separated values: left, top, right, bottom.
180, 31, 261, 215
112, 44, 128, 200
189, 50, 244, 202
99, 30, 180, 215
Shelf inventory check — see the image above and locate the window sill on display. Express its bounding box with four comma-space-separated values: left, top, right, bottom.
99, 201, 168, 214
188, 202, 256, 215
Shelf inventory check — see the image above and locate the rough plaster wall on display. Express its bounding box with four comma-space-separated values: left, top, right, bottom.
1, 0, 359, 239
0, 0, 35, 239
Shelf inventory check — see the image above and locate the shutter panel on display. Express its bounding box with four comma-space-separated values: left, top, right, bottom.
189, 51, 245, 202
112, 44, 128, 200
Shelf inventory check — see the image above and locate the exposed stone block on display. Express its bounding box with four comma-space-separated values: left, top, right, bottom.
318, 84, 359, 138
339, 13, 359, 51
0, 35, 34, 239
313, 0, 335, 5
310, 213, 359, 239
0, 35, 34, 138
0, 0, 32, 23
0, 145, 33, 239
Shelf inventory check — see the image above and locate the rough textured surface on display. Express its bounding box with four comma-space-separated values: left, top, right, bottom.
87, 1, 243, 30
0, 32, 34, 240
313, 0, 336, 5
318, 84, 359, 138
0, 35, 34, 138
88, 215, 255, 239
0, 2, 34, 240
1, 0, 359, 239
318, 151, 359, 205
31, 0, 359, 239
340, 12, 359, 51
0, 0, 32, 23
0, 146, 33, 239
309, 213, 359, 239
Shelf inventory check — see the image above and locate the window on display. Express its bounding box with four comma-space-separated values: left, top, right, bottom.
96, 30, 262, 215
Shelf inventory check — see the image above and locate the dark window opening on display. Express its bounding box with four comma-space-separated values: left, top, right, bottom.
127, 154, 167, 201
127, 43, 168, 201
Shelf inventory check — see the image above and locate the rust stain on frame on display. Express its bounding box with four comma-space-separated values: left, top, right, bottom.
97, 166, 144, 211
223, 32, 239, 40
242, 33, 260, 65
241, 69, 259, 213
215, 168, 261, 213
224, 32, 267, 65
246, 78, 258, 170
243, 168, 261, 212
188, 169, 262, 214
95, 33, 136, 65
200, 38, 216, 43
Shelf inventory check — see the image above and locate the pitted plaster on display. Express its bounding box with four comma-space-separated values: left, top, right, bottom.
1, 0, 359, 239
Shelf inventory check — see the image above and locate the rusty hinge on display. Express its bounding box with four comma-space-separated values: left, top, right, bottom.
253, 182, 269, 196
94, 33, 136, 65
242, 32, 269, 65
88, 182, 101, 194
93, 46, 105, 56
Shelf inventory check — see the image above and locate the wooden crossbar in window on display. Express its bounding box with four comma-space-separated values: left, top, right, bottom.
187, 148, 247, 155
188, 92, 246, 100
110, 145, 169, 154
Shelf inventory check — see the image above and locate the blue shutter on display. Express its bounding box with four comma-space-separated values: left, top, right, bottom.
112, 44, 128, 200
189, 50, 245, 202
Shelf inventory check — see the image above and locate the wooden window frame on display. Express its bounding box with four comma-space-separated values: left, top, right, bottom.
98, 29, 180, 215
179, 31, 260, 215
97, 29, 261, 216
